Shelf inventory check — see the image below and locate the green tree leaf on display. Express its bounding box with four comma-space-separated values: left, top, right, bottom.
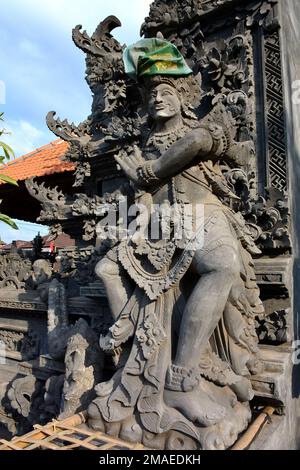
0, 174, 19, 185
0, 113, 19, 235
0, 214, 18, 229
0, 141, 15, 160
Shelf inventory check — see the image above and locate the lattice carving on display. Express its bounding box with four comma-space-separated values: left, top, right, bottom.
264, 31, 287, 192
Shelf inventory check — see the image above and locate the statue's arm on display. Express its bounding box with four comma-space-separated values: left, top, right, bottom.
114, 125, 228, 186
152, 128, 213, 179
139, 125, 228, 185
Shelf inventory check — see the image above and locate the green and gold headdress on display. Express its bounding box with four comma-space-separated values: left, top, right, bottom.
123, 38, 193, 81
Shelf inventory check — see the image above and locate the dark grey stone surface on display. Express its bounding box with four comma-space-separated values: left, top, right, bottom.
0, 0, 299, 449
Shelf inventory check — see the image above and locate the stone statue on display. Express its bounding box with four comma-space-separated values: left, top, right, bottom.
29, 259, 53, 303
88, 38, 264, 450
19, 0, 298, 450
47, 278, 104, 418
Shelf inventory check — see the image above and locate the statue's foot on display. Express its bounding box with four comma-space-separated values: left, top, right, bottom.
201, 378, 238, 408
164, 385, 227, 427
230, 376, 254, 402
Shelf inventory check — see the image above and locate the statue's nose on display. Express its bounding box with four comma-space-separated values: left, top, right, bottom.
155, 94, 163, 104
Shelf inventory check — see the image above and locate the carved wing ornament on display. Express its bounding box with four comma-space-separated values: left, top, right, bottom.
25, 178, 67, 206
72, 16, 123, 58
46, 112, 91, 144
25, 178, 74, 224
41, 15, 143, 191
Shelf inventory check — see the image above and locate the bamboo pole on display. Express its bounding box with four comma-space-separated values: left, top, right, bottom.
231, 406, 276, 450
54, 411, 88, 428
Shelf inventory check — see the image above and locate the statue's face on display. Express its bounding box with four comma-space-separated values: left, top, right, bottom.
148, 83, 181, 121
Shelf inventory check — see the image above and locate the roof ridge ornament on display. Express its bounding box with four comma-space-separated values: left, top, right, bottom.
72, 16, 123, 57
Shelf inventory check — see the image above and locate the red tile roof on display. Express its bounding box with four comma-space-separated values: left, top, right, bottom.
43, 232, 75, 249
1, 233, 75, 251
0, 139, 74, 185
1, 240, 33, 250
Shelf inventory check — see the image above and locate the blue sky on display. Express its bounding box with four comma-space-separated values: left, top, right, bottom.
0, 0, 152, 243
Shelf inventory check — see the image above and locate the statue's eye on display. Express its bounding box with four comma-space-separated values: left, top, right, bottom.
162, 90, 173, 97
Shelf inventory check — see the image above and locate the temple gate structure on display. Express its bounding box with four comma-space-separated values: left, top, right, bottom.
0, 0, 299, 450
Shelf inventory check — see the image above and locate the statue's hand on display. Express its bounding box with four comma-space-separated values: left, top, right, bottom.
114, 146, 144, 185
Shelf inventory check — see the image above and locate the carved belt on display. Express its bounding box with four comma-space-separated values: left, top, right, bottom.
118, 212, 219, 301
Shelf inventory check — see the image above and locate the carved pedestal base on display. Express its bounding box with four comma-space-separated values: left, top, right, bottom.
88, 399, 251, 450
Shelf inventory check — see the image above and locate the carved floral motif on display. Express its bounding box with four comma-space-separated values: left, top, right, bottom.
0, 329, 39, 360
256, 310, 288, 344
0, 253, 32, 289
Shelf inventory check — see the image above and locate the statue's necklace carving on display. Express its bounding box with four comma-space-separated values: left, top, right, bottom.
145, 124, 190, 155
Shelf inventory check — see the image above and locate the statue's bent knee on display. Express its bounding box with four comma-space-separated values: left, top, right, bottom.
217, 256, 240, 280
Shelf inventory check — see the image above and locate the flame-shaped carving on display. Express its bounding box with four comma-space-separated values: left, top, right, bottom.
72, 16, 122, 57
46, 111, 90, 143
26, 178, 67, 206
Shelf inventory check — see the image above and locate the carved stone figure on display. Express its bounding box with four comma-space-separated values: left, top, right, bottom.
59, 326, 100, 420
27, 259, 53, 303
87, 38, 264, 450
6, 376, 44, 430
47, 279, 104, 418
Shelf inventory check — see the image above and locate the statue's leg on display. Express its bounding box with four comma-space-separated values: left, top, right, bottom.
175, 244, 239, 369
164, 244, 240, 426
95, 257, 134, 321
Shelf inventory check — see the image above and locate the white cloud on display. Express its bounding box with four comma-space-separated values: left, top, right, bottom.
4, 120, 52, 157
